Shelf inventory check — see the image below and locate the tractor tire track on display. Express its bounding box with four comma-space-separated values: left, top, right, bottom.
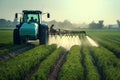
24, 49, 56, 80
88, 47, 104, 80
0, 45, 35, 62
48, 50, 68, 80
85, 37, 103, 80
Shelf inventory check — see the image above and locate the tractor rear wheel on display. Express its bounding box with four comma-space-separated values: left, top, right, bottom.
13, 29, 21, 45
39, 31, 48, 45
39, 26, 48, 45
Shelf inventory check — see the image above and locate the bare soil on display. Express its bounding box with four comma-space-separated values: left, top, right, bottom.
48, 50, 68, 80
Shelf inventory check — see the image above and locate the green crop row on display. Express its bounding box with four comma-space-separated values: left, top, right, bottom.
31, 47, 64, 80
104, 37, 120, 43
0, 44, 30, 56
80, 34, 101, 80
87, 30, 120, 58
0, 44, 56, 80
0, 29, 13, 45
103, 38, 120, 46
91, 47, 120, 80
92, 33, 120, 47
58, 45, 84, 80
91, 37, 120, 58
82, 46, 101, 80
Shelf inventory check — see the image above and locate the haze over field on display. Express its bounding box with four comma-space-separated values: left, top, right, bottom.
0, 0, 120, 25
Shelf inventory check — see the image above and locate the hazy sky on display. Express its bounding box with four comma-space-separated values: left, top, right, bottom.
0, 0, 120, 25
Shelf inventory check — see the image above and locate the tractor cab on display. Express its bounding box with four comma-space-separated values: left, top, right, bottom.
22, 10, 41, 24
13, 10, 50, 45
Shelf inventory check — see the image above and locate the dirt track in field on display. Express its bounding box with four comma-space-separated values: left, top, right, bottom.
0, 45, 34, 62
48, 50, 68, 80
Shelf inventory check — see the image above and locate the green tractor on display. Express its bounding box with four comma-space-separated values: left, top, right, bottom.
13, 10, 50, 45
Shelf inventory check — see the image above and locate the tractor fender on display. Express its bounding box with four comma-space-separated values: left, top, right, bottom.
41, 23, 48, 29
16, 24, 21, 29
40, 23, 48, 34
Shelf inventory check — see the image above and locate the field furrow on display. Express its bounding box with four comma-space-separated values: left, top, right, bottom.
90, 46, 120, 80
31, 47, 64, 80
0, 44, 35, 62
0, 44, 56, 80
58, 45, 84, 80
0, 29, 120, 80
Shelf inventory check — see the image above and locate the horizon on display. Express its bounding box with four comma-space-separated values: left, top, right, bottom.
0, 0, 120, 25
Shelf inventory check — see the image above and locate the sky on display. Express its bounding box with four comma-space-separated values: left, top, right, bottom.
0, 0, 120, 25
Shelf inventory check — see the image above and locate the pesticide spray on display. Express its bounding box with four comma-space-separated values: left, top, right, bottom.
49, 35, 81, 50
86, 36, 99, 47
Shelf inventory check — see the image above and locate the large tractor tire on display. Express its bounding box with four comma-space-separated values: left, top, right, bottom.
38, 25, 49, 45
40, 31, 48, 45
39, 30, 48, 45
13, 29, 21, 45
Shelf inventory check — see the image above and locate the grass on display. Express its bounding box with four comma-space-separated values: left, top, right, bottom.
0, 29, 13, 46
0, 44, 56, 80
82, 46, 101, 80
90, 46, 120, 80
0, 29, 28, 56
0, 28, 120, 80
31, 47, 63, 80
58, 45, 84, 80
87, 30, 120, 58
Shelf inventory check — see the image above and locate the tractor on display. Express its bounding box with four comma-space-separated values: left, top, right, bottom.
13, 10, 50, 45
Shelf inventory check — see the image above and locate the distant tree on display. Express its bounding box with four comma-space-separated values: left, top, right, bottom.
62, 20, 73, 28
0, 19, 14, 27
89, 21, 98, 28
89, 20, 104, 29
108, 25, 113, 29
47, 20, 59, 28
46, 19, 73, 29
0, 19, 7, 26
43, 20, 88, 29
98, 20, 104, 28
117, 20, 120, 28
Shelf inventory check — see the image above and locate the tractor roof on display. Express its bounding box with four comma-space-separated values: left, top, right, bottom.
23, 10, 42, 14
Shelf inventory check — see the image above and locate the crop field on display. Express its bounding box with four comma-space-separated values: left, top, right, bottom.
0, 29, 120, 80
